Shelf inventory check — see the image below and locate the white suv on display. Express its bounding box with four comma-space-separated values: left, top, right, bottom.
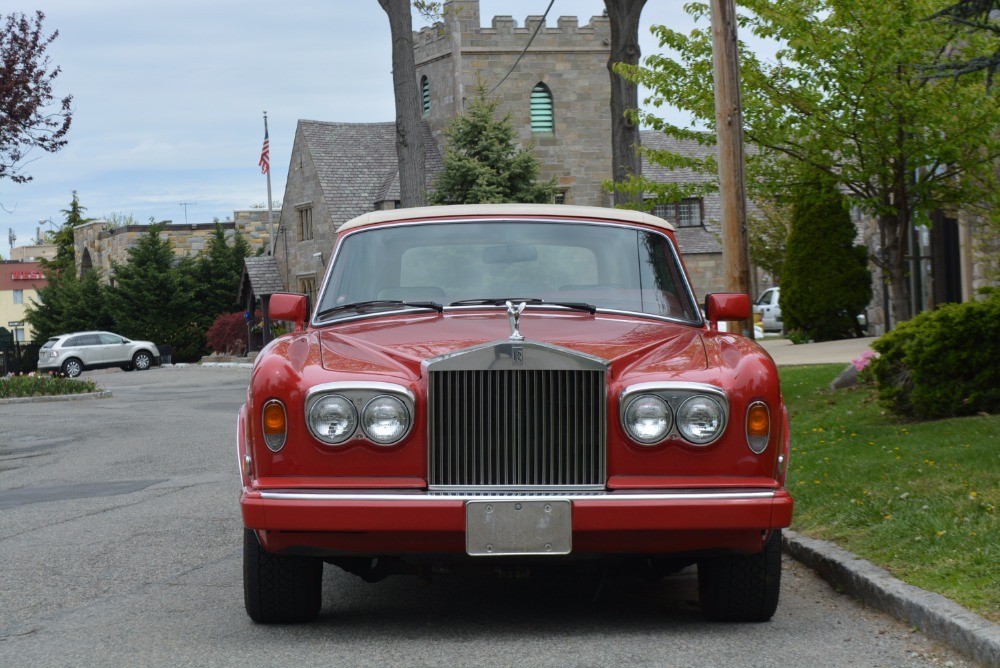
37, 331, 160, 378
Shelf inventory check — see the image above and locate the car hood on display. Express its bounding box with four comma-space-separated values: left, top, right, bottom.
318, 310, 707, 381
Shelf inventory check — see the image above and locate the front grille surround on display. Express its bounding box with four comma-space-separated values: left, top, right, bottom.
425, 341, 608, 492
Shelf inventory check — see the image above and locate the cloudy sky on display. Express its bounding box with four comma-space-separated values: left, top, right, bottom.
2, 1, 719, 255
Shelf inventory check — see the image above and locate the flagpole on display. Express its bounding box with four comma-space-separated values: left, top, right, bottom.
263, 111, 275, 255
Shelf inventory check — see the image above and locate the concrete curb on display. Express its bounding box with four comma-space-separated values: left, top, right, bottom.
0, 390, 113, 405
784, 530, 1000, 667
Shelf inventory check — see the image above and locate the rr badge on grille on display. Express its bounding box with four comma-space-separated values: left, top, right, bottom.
506, 300, 526, 341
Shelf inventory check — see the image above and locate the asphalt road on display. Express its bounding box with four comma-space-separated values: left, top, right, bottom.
0, 366, 976, 667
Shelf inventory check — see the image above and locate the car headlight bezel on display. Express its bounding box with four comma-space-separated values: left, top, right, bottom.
619, 382, 729, 447
304, 382, 415, 447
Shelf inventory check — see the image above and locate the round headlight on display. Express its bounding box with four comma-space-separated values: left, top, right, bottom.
308, 394, 358, 444
623, 394, 673, 444
676, 395, 725, 445
361, 395, 411, 445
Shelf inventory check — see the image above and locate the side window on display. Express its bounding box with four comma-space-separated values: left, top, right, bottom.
297, 206, 314, 241
530, 82, 554, 134
99, 333, 123, 345
298, 276, 317, 304
65, 336, 84, 347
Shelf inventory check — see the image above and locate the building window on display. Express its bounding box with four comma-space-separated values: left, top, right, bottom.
13, 326, 25, 343
297, 206, 313, 241
530, 82, 554, 133
13, 289, 23, 305
554, 190, 567, 205
651, 198, 703, 228
421, 76, 430, 116
298, 276, 317, 304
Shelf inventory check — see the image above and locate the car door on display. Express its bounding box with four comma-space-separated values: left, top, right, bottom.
99, 333, 131, 364
74, 334, 105, 366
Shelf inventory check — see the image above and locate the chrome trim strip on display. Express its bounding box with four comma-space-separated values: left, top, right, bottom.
306, 381, 415, 402
258, 490, 777, 502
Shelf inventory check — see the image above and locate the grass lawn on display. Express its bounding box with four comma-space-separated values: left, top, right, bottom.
781, 364, 999, 623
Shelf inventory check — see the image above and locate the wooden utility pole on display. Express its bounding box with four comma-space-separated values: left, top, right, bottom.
710, 0, 754, 337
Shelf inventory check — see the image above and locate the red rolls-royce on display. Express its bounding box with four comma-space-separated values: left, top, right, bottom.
238, 204, 792, 623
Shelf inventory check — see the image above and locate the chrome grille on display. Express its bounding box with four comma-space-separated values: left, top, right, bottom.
428, 369, 606, 489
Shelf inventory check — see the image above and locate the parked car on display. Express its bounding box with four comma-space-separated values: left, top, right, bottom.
753, 287, 783, 332
37, 331, 160, 378
754, 287, 868, 335
239, 204, 792, 623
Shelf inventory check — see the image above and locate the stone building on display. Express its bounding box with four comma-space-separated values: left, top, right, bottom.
415, 0, 612, 207
273, 121, 443, 303
73, 209, 272, 283
273, 1, 738, 302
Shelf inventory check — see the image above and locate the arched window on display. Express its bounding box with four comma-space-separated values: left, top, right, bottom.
421, 76, 430, 116
530, 82, 554, 133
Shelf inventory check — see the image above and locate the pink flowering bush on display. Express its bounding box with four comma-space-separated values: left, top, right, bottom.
851, 350, 878, 383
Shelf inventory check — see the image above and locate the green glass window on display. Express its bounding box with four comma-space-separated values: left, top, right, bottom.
530, 83, 554, 133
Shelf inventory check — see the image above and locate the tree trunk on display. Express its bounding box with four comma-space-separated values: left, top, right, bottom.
605, 0, 646, 207
379, 0, 426, 208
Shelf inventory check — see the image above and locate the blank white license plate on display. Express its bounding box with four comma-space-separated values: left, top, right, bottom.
466, 499, 572, 556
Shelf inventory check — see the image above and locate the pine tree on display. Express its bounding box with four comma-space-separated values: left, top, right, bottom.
195, 223, 251, 322
429, 86, 557, 205
781, 172, 872, 342
107, 225, 203, 360
25, 192, 94, 340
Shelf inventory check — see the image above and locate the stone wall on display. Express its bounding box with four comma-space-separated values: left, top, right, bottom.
74, 210, 271, 283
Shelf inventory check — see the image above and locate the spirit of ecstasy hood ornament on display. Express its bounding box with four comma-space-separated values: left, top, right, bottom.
506, 300, 526, 341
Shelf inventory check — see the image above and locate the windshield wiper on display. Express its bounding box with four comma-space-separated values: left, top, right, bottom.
315, 299, 443, 320
448, 297, 597, 315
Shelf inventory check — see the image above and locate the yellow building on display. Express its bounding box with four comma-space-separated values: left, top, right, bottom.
1, 261, 46, 343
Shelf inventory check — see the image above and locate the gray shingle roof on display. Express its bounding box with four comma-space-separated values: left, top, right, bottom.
240, 256, 284, 303
298, 120, 443, 226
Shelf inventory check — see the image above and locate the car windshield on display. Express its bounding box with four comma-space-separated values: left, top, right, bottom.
315, 220, 701, 323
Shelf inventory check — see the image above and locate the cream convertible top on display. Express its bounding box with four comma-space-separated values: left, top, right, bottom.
336, 203, 676, 234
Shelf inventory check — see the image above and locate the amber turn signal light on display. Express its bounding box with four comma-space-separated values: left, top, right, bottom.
746, 401, 770, 454
262, 399, 287, 452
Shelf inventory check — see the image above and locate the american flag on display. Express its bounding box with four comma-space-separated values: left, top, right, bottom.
259, 129, 270, 174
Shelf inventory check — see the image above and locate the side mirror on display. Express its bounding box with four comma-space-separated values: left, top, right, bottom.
705, 293, 751, 331
268, 293, 309, 331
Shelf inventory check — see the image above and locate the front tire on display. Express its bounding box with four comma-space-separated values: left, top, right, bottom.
133, 350, 153, 371
62, 358, 83, 378
698, 530, 782, 622
243, 528, 322, 623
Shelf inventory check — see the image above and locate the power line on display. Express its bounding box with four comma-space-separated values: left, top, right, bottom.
487, 0, 557, 96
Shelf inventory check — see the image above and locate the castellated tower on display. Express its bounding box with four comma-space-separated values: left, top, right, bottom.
413, 0, 613, 206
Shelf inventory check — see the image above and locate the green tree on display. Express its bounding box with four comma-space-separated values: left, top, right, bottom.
618, 0, 999, 326
25, 192, 95, 340
747, 199, 791, 283
429, 86, 557, 204
106, 225, 203, 361
195, 223, 252, 322
781, 172, 872, 341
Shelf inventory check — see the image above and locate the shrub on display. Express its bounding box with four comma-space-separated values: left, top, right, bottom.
869, 290, 1000, 419
206, 312, 249, 356
0, 373, 100, 399
781, 173, 871, 342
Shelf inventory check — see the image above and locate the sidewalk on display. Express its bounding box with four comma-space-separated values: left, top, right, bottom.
757, 335, 877, 366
